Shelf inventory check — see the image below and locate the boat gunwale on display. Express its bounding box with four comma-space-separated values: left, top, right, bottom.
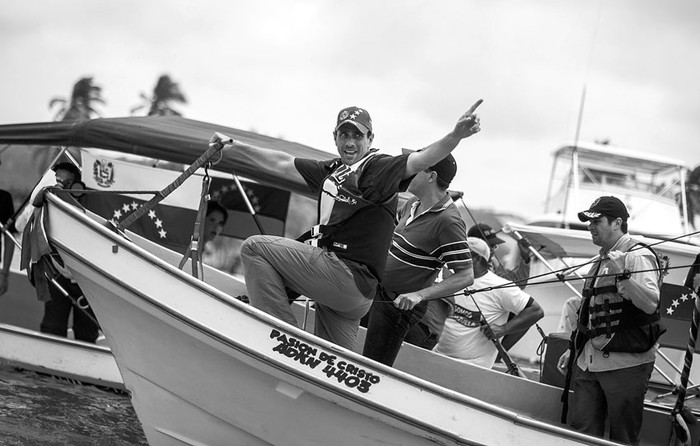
45, 192, 621, 446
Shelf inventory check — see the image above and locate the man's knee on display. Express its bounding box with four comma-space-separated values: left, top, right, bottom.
241, 235, 268, 260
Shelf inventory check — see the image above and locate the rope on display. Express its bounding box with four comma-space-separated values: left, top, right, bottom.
362, 261, 699, 305
446, 262, 695, 298
115, 140, 227, 231
177, 163, 213, 278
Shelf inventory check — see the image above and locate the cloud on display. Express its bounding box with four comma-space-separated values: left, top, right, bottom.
1, 0, 699, 218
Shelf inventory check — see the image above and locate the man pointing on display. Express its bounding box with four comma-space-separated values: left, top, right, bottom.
210, 100, 483, 350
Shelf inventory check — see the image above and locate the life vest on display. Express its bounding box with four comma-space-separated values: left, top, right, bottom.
577, 237, 665, 353
298, 152, 397, 280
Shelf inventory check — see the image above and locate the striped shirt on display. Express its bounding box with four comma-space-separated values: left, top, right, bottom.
382, 194, 472, 294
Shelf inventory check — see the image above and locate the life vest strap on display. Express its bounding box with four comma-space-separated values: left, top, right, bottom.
583, 312, 660, 338
582, 285, 618, 298
297, 224, 348, 251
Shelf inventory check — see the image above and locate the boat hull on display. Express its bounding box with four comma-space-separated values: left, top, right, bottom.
0, 322, 122, 389
43, 195, 625, 446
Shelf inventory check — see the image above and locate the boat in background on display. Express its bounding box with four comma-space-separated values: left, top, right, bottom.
529, 140, 693, 237
0, 323, 123, 389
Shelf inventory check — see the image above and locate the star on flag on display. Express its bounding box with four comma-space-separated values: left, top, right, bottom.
109, 201, 168, 239
662, 283, 697, 319
210, 183, 262, 213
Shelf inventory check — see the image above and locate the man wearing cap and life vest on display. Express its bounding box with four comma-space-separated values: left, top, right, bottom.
361, 152, 475, 366
557, 196, 664, 445
209, 100, 482, 350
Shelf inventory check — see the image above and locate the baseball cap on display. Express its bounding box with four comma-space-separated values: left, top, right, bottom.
400, 149, 458, 185
577, 196, 629, 222
467, 237, 491, 262
334, 106, 372, 134
468, 223, 505, 247
52, 162, 82, 183
429, 153, 457, 185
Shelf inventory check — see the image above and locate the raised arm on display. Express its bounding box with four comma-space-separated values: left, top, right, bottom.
209, 133, 304, 184
404, 99, 483, 179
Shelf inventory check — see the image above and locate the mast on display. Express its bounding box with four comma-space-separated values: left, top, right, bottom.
679, 166, 690, 236
561, 86, 587, 229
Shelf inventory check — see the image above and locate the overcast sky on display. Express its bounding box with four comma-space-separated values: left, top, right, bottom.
2, 0, 699, 217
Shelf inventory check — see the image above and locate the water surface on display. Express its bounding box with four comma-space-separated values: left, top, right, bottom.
0, 364, 147, 445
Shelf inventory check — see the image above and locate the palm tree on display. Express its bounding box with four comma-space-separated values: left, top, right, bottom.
49, 77, 104, 121
35, 77, 105, 174
131, 74, 187, 116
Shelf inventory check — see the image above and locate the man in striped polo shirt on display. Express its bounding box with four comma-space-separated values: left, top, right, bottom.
362, 152, 474, 366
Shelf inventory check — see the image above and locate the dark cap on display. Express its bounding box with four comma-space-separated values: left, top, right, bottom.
468, 223, 505, 246
577, 196, 629, 222
334, 106, 372, 134
428, 153, 457, 185
400, 149, 458, 185
52, 162, 82, 182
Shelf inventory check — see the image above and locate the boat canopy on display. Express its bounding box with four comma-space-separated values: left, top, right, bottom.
553, 141, 689, 175
537, 140, 691, 235
0, 116, 335, 197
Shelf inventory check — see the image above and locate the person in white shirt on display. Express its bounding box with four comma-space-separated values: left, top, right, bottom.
433, 237, 543, 369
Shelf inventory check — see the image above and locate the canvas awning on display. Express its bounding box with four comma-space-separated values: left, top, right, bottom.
0, 116, 336, 198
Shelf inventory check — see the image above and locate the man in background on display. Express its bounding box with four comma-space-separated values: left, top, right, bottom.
0, 184, 15, 296
38, 162, 100, 342
557, 196, 662, 445
434, 237, 543, 368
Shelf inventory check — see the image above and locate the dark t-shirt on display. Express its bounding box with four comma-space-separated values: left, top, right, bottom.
1, 189, 16, 254
0, 190, 14, 225
294, 151, 412, 297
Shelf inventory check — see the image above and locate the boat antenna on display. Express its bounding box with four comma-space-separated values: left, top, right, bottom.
561, 1, 604, 228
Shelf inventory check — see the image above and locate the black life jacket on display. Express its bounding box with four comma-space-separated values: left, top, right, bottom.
576, 238, 665, 353
298, 153, 397, 280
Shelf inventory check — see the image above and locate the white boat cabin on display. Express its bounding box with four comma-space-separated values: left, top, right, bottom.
530, 141, 691, 238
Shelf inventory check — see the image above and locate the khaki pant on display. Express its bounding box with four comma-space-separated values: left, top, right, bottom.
241, 235, 372, 350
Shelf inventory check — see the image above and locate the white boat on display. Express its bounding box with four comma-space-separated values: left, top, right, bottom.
530, 140, 693, 237
2, 117, 699, 444
0, 239, 125, 387
39, 190, 686, 446
0, 116, 329, 388
0, 322, 123, 389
